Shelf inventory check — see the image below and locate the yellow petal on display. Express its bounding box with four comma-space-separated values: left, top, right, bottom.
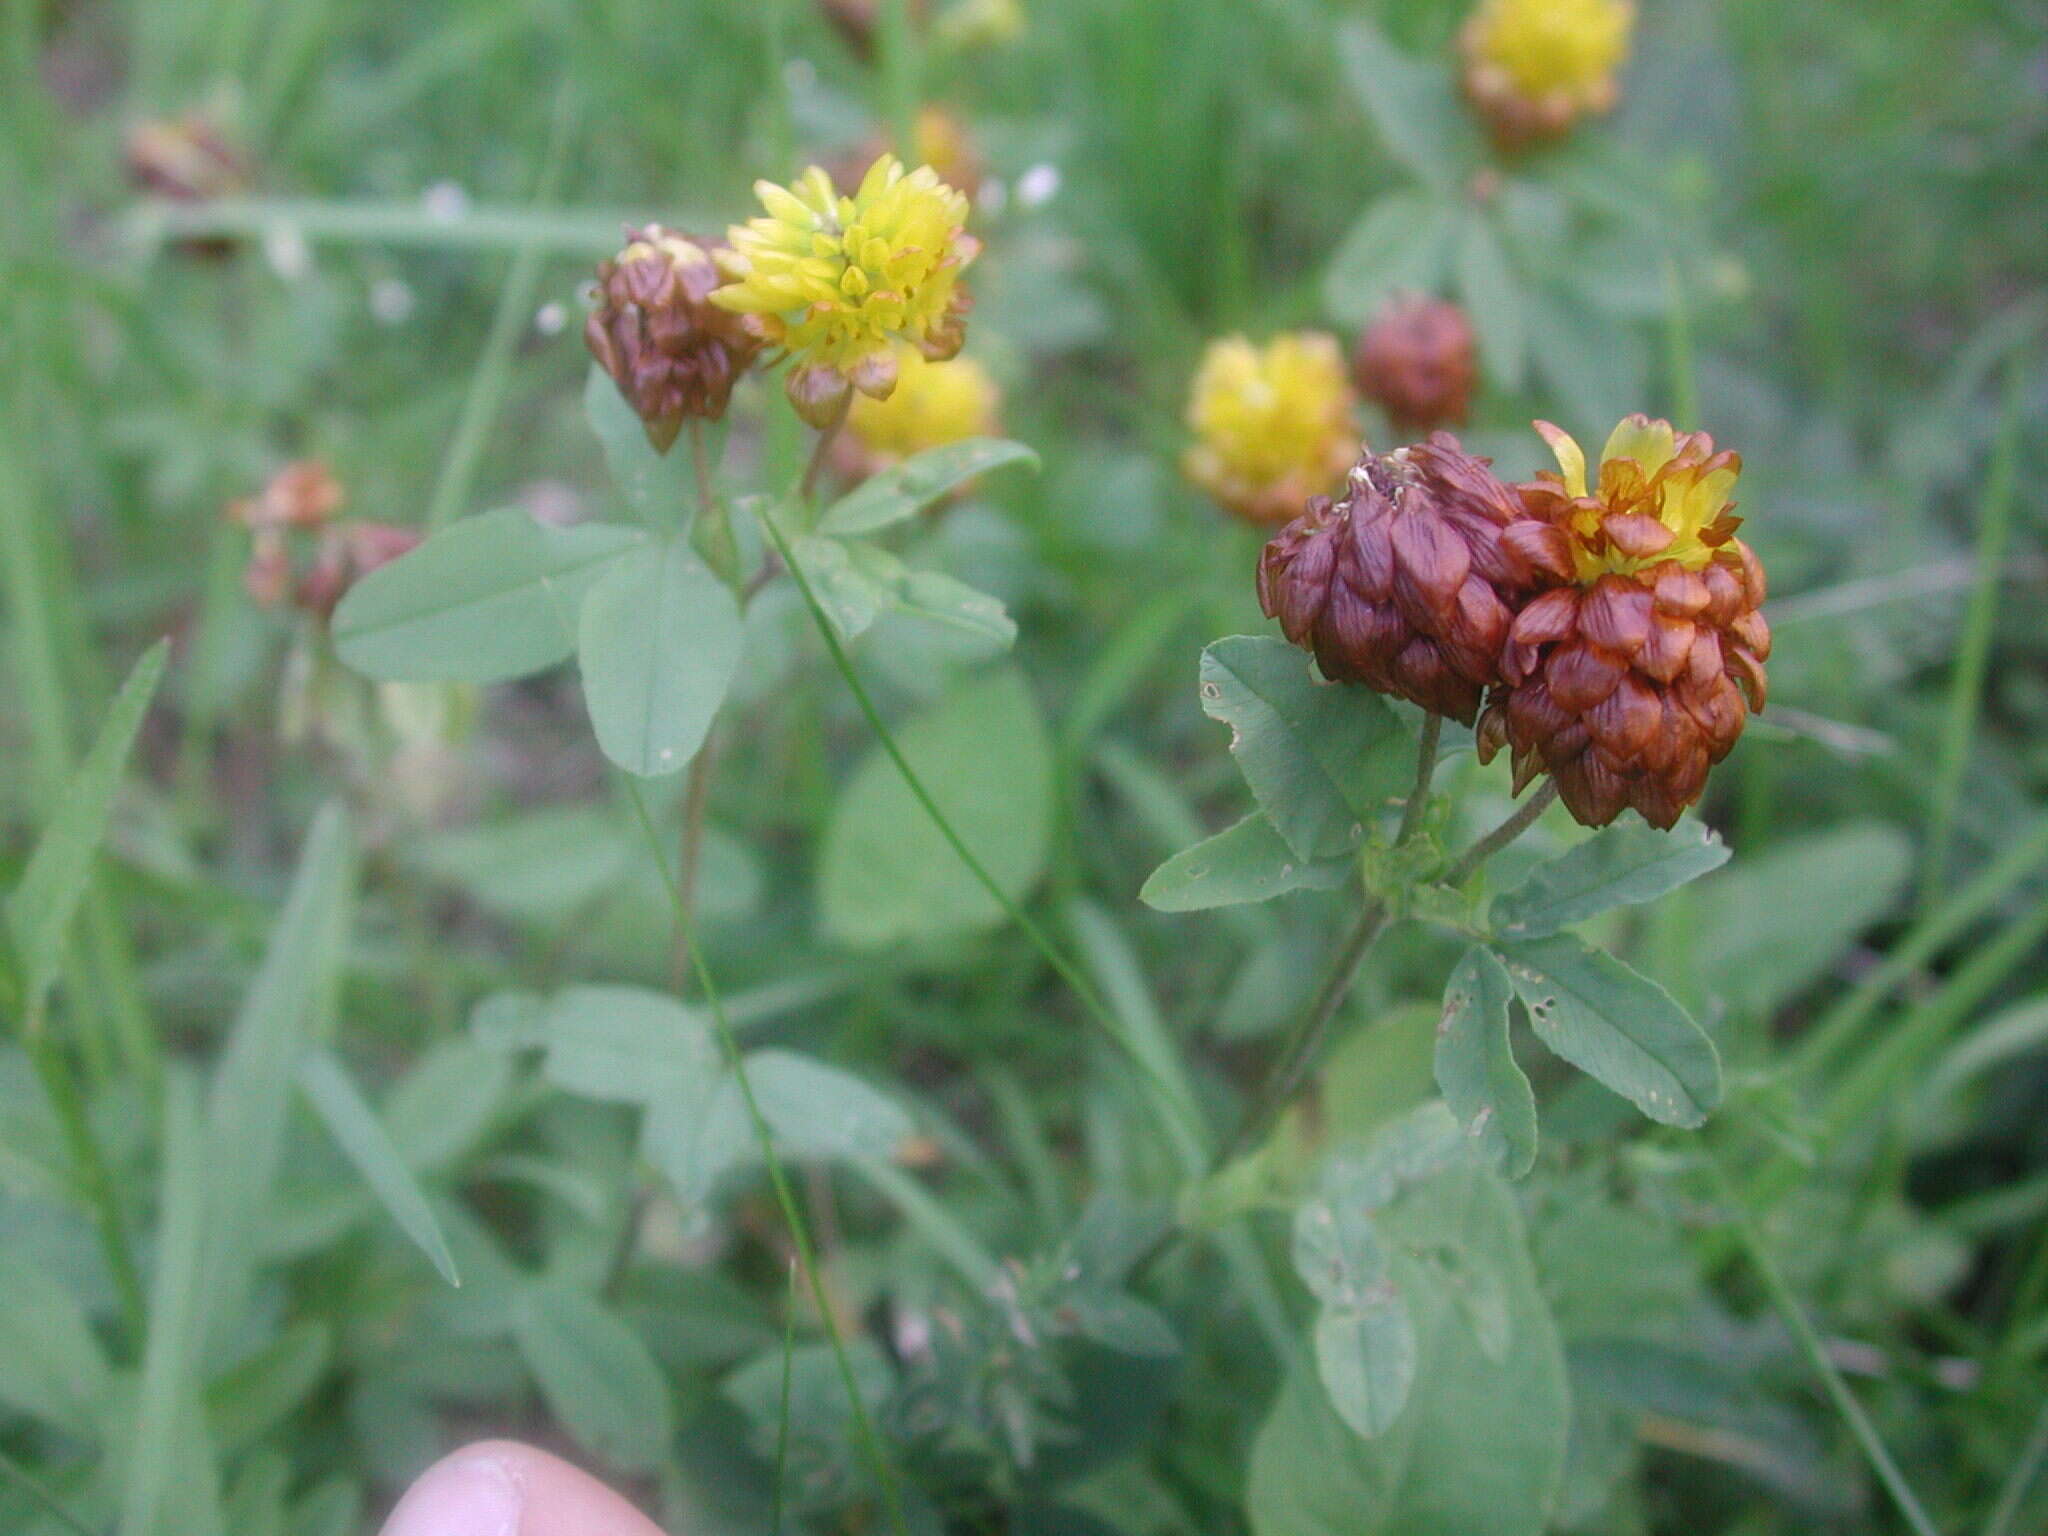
1601, 414, 1676, 478
1534, 420, 1589, 498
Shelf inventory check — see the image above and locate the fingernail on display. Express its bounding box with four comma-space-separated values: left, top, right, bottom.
381, 1452, 525, 1536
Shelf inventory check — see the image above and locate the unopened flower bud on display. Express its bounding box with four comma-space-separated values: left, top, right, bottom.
230, 460, 345, 532
1352, 295, 1477, 434
585, 227, 763, 451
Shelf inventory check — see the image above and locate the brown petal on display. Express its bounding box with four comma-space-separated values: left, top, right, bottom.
1578, 576, 1654, 657
1390, 508, 1472, 620
1601, 513, 1676, 560
1729, 645, 1770, 711
1729, 607, 1772, 661
1545, 641, 1626, 713
1651, 564, 1711, 618
1637, 614, 1696, 683
1701, 562, 1745, 627
1500, 519, 1576, 582
1585, 672, 1660, 763
1510, 587, 1582, 647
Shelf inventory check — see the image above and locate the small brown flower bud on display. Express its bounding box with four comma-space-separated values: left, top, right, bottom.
1352, 295, 1478, 434
819, 0, 930, 58
230, 460, 345, 532
1476, 416, 1770, 829
585, 227, 763, 451
125, 112, 248, 203
1257, 434, 1547, 724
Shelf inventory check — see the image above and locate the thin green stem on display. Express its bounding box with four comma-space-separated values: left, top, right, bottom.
1443, 780, 1559, 890
1983, 1393, 2048, 1536
772, 1258, 798, 1536
799, 402, 849, 504
1921, 355, 2023, 907
757, 504, 1194, 1148
876, 0, 922, 156
0, 1445, 98, 1536
1707, 1152, 1943, 1536
1662, 253, 1700, 428
124, 196, 654, 256
423, 94, 578, 532
620, 780, 908, 1536
1218, 716, 1442, 1166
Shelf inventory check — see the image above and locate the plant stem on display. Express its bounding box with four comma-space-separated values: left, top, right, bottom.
1442, 780, 1559, 889
1983, 1392, 2048, 1536
621, 779, 908, 1536
1921, 354, 2023, 908
756, 502, 1194, 1147
671, 732, 719, 990
799, 400, 850, 504
1707, 1152, 1943, 1536
876, 0, 921, 156
0, 1445, 97, 1536
1219, 717, 1443, 1165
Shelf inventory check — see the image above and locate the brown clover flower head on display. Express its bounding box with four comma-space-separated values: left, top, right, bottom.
1352, 294, 1478, 434
584, 227, 763, 452
1257, 433, 1548, 725
820, 0, 930, 59
1476, 415, 1771, 829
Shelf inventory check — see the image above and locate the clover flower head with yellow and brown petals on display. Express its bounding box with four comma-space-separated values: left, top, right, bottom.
1475, 415, 1771, 830
1184, 332, 1359, 526
713, 155, 980, 427
1459, 0, 1634, 148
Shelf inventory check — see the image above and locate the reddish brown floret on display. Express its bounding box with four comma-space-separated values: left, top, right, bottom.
1351, 296, 1478, 434
1257, 434, 1551, 725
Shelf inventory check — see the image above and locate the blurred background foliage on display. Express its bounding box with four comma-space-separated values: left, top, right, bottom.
1, 0, 2046, 1532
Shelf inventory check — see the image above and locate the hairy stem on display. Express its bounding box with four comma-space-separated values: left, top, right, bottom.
1442, 780, 1559, 889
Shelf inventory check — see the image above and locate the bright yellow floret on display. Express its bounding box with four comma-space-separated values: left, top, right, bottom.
1183, 333, 1358, 525
1535, 414, 1745, 580
714, 155, 979, 425
847, 346, 1000, 464
1460, 0, 1633, 146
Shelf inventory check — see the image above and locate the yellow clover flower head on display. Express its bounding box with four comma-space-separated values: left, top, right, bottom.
1526, 414, 1747, 583
846, 345, 1000, 467
1459, 0, 1634, 148
713, 155, 980, 427
1182, 332, 1358, 525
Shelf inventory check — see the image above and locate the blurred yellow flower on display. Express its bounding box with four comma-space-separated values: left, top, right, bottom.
1183, 333, 1357, 524
1460, 0, 1633, 147
846, 346, 1000, 466
715, 155, 980, 426
935, 0, 1025, 49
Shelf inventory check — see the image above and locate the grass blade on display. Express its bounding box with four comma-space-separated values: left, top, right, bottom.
297, 1049, 461, 1287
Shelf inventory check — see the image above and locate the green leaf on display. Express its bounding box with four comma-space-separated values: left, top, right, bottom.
1455, 209, 1524, 391
1437, 948, 1539, 1177
818, 665, 1052, 948
1494, 935, 1721, 1127
1491, 820, 1729, 940
645, 1049, 914, 1211
206, 802, 357, 1327
332, 508, 644, 683
577, 537, 744, 776
1199, 636, 1411, 861
205, 1321, 333, 1455
512, 1280, 674, 1471
6, 639, 167, 1011
583, 362, 697, 520
1057, 1288, 1181, 1358
382, 1039, 515, 1173
1141, 812, 1354, 911
1249, 1165, 1568, 1536
296, 1049, 460, 1287
1323, 191, 1455, 330
793, 533, 1015, 652
1312, 1303, 1418, 1440
1662, 822, 1911, 1017
0, 1249, 112, 1438
123, 1072, 222, 1536
817, 437, 1040, 535
1334, 22, 1479, 191
535, 984, 721, 1106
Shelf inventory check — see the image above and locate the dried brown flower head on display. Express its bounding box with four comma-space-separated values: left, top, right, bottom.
1257, 434, 1548, 724
1352, 295, 1478, 434
584, 227, 763, 451
820, 0, 930, 58
1476, 416, 1770, 829
230, 460, 345, 533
